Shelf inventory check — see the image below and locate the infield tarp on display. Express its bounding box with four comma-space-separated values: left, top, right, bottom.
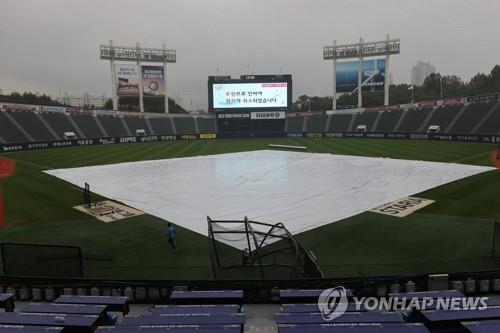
45, 150, 494, 249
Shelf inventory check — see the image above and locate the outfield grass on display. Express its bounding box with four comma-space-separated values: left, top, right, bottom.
1, 138, 499, 279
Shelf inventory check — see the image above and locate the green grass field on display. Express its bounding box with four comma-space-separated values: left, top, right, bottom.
1, 138, 499, 280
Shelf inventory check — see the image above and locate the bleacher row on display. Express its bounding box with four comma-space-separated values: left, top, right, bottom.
286, 101, 500, 135
0, 289, 498, 332
0, 291, 245, 333
0, 111, 215, 144
0, 100, 499, 144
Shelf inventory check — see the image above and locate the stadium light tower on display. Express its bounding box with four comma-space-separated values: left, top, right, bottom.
323, 35, 400, 110
99, 41, 176, 113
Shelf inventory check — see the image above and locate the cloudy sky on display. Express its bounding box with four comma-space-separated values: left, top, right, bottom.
0, 0, 498, 110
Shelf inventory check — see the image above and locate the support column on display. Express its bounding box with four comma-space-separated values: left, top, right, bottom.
332, 40, 337, 111
137, 42, 144, 113
384, 34, 390, 106
109, 40, 118, 110
357, 38, 364, 109
163, 43, 169, 114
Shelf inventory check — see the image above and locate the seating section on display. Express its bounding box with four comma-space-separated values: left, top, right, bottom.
4, 290, 500, 333
277, 289, 410, 332
477, 103, 500, 134
275, 289, 500, 333
1, 100, 500, 144
0, 111, 30, 142
122, 290, 245, 331
7, 111, 55, 141
0, 292, 245, 332
453, 101, 498, 134
352, 112, 379, 132
286, 116, 305, 132
68, 114, 104, 138
375, 110, 403, 132
40, 112, 77, 138
147, 117, 175, 135
305, 115, 327, 132
397, 108, 432, 133
425, 105, 462, 131
98, 116, 128, 137
328, 114, 353, 132
173, 117, 196, 134
197, 117, 217, 134
123, 116, 149, 136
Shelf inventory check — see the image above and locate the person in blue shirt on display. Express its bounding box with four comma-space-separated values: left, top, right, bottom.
167, 223, 178, 251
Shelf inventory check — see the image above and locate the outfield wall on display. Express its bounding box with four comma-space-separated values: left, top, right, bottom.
1, 131, 499, 153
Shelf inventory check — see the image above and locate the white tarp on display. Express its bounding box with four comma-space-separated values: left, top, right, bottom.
45, 150, 494, 249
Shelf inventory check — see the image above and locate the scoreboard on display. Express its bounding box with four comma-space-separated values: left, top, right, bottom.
208, 75, 292, 112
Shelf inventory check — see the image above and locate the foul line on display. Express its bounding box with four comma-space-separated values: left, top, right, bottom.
451, 151, 491, 164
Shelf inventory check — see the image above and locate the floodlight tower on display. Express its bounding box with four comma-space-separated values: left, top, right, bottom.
162, 43, 170, 114
136, 42, 145, 113
323, 35, 400, 110
108, 40, 118, 110
99, 41, 176, 113
357, 38, 364, 109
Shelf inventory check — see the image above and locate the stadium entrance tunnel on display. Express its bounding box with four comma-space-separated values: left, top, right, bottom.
207, 216, 323, 280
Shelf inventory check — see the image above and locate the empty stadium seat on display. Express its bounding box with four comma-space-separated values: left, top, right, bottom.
475, 102, 500, 134
7, 110, 56, 141
397, 108, 432, 133
0, 111, 30, 143
98, 115, 129, 137
147, 117, 175, 135
352, 112, 378, 132
40, 112, 78, 139
327, 114, 354, 132
69, 113, 105, 138
173, 117, 196, 135
123, 116, 149, 136
449, 102, 496, 133
376, 110, 404, 132
305, 115, 327, 132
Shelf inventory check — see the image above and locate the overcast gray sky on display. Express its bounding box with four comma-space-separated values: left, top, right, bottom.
0, 0, 499, 110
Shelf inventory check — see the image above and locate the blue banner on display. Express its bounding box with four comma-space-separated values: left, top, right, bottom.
336, 59, 385, 93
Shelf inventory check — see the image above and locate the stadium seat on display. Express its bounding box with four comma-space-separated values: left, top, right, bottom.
0, 111, 31, 142
70, 113, 106, 138
147, 117, 175, 135
173, 117, 196, 135
397, 108, 432, 133
97, 115, 129, 137
328, 114, 354, 132
40, 112, 78, 139
376, 110, 404, 132
7, 110, 56, 141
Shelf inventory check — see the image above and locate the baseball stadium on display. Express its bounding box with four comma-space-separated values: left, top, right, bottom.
1, 1, 500, 332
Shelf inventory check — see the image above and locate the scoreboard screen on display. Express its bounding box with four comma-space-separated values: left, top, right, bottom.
212, 82, 288, 109
208, 75, 292, 112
